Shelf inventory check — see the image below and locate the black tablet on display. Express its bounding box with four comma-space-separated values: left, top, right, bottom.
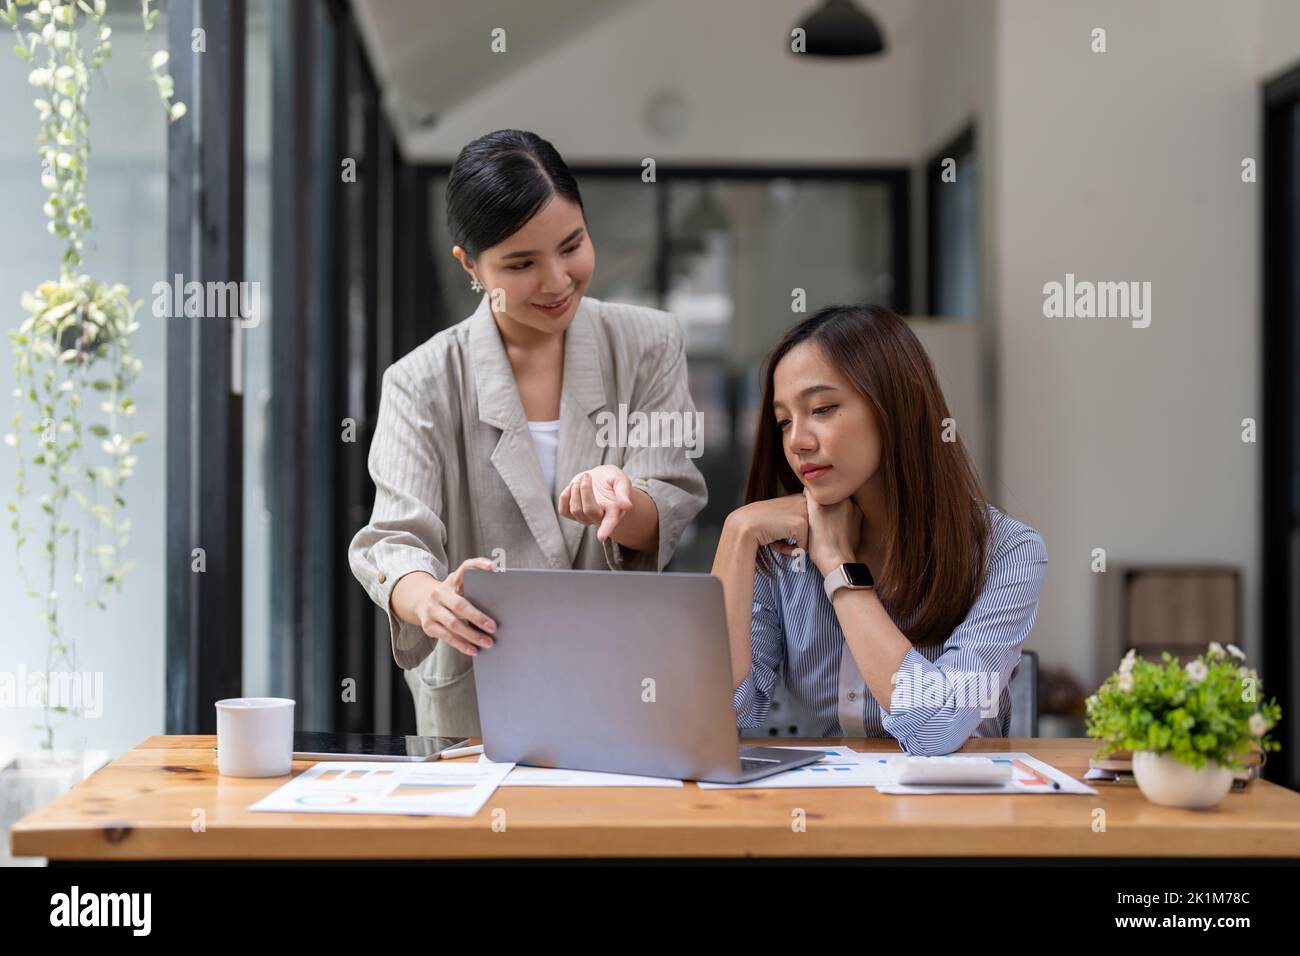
290, 732, 471, 762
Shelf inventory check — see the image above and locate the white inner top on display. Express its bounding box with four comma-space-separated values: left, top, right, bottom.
527, 418, 562, 499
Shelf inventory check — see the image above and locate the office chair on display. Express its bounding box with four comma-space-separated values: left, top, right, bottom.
1007, 649, 1039, 738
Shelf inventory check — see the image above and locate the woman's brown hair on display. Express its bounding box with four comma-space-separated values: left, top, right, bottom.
744, 304, 993, 649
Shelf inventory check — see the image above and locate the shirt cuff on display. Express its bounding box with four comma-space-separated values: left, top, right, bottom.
732, 671, 766, 728
601, 535, 654, 572
601, 476, 668, 572
880, 646, 942, 749
379, 559, 441, 670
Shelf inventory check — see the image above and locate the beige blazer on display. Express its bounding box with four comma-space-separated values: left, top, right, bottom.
348, 294, 708, 738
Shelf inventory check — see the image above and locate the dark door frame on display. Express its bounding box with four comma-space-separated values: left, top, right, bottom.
1262, 63, 1300, 789
164, 0, 248, 733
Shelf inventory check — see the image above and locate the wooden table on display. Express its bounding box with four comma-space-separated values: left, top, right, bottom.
12, 736, 1300, 862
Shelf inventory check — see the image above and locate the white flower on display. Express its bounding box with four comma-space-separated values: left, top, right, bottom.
1117, 672, 1134, 693
1227, 644, 1247, 661
1118, 648, 1137, 675
1186, 659, 1208, 683
1085, 694, 1098, 712
1249, 713, 1269, 737
1208, 642, 1225, 658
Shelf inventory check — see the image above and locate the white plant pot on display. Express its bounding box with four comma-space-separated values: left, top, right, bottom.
1132, 750, 1234, 809
1, 749, 111, 865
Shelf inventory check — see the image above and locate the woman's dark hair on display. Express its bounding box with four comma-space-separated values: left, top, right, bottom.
445, 129, 585, 260
745, 304, 994, 649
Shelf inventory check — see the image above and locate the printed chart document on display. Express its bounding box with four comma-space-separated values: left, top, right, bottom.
248, 760, 515, 817
696, 746, 891, 789
477, 754, 684, 787
873, 752, 1098, 795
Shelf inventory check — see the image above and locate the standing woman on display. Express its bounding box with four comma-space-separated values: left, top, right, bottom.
350, 130, 707, 738
713, 305, 1047, 755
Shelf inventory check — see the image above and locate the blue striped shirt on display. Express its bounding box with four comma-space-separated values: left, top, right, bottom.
733, 505, 1048, 755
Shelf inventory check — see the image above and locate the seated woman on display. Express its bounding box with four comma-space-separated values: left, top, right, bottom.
712, 304, 1047, 755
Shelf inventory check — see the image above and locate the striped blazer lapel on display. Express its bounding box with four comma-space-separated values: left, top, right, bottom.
555, 299, 609, 564
469, 296, 570, 569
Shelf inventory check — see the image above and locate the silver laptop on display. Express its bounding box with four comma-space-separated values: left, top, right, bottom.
461, 568, 825, 783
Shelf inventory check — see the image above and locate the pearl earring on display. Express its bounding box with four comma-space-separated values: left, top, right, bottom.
470, 275, 484, 293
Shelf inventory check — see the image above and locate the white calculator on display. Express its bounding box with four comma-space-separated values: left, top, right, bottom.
891, 756, 1015, 786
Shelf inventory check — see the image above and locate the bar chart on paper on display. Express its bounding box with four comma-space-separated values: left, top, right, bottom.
248, 760, 516, 816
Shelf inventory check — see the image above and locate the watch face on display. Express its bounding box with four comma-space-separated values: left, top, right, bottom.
843, 562, 874, 588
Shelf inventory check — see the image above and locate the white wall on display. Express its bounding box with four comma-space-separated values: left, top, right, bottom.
1258, 0, 1300, 80
992, 0, 1265, 684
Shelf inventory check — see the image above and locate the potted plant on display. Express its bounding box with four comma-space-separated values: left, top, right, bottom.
0, 0, 183, 860
1085, 644, 1282, 809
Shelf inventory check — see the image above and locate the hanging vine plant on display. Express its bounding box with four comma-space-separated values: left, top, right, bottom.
2, 0, 183, 750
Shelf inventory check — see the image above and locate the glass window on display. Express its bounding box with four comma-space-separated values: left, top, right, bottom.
928, 130, 979, 319
0, 11, 170, 756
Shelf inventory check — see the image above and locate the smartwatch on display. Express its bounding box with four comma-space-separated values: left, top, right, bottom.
823, 562, 874, 602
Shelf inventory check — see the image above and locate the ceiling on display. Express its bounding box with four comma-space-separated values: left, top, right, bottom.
350, 0, 640, 154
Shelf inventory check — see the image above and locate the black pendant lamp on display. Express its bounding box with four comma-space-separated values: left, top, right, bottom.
793, 0, 887, 57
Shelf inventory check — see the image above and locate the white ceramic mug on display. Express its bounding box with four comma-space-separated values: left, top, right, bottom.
215, 697, 295, 777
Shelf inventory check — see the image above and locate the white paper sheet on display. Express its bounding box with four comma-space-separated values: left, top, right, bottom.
476, 754, 683, 787
248, 759, 514, 816
695, 747, 1094, 793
